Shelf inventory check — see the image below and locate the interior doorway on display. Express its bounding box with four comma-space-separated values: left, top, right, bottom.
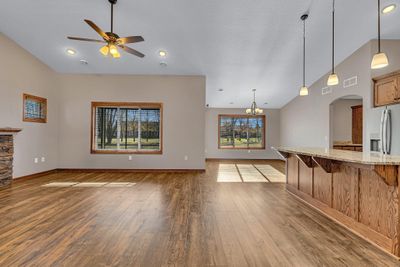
329, 95, 363, 151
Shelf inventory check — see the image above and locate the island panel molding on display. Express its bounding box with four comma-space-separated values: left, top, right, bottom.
275, 147, 400, 258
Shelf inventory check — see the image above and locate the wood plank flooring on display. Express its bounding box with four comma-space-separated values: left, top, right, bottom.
0, 160, 398, 266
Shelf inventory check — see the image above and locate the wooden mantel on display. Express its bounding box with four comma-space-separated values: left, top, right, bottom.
0, 128, 22, 134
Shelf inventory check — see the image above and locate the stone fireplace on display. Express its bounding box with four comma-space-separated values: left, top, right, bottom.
0, 128, 21, 186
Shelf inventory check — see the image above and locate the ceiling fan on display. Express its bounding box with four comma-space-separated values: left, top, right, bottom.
67, 0, 144, 58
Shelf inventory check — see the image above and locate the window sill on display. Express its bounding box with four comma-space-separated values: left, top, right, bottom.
91, 150, 162, 155
218, 147, 266, 150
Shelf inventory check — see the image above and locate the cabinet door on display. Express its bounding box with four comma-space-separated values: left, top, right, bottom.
374, 77, 397, 107
351, 105, 363, 145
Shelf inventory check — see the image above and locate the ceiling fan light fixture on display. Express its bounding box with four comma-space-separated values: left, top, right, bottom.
371, 52, 389, 69
327, 73, 339, 86
299, 86, 309, 96
100, 45, 110, 56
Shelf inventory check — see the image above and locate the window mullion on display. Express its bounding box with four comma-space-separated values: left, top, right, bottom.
138, 108, 142, 150
116, 108, 121, 150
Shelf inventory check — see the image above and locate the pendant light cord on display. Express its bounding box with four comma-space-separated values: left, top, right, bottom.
378, 0, 381, 52
303, 18, 306, 87
331, 0, 335, 74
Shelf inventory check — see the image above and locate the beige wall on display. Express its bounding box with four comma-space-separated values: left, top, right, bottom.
0, 33, 59, 178
57, 74, 206, 169
205, 108, 281, 159
331, 99, 362, 143
281, 40, 400, 151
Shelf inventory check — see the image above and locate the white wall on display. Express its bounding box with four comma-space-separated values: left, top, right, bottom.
331, 99, 362, 143
57, 74, 206, 170
0, 33, 59, 178
280, 40, 400, 152
205, 108, 280, 159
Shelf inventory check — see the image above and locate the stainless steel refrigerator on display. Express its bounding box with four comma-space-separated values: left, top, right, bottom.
370, 105, 400, 155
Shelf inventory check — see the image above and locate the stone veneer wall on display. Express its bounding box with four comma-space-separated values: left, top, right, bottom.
0, 135, 13, 186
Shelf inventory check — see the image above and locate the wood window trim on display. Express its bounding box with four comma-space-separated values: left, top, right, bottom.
23, 93, 47, 123
90, 102, 163, 155
218, 114, 266, 150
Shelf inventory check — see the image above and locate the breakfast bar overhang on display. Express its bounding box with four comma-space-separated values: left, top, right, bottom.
274, 147, 400, 258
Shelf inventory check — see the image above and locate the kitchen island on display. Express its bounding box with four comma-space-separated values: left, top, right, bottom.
274, 147, 400, 258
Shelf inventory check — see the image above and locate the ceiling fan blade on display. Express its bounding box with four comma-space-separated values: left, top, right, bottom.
84, 19, 109, 41
118, 36, 144, 44
119, 45, 145, 58
67, 36, 105, 43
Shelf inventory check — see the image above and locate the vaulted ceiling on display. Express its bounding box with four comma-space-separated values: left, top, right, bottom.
1, 0, 399, 108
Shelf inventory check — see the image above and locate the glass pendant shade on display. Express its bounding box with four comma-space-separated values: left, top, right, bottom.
299, 86, 309, 96
327, 73, 339, 86
109, 45, 118, 55
99, 45, 109, 56
371, 52, 389, 69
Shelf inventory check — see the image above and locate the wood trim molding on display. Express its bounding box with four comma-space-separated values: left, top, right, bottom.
13, 169, 57, 181
217, 114, 266, 150
22, 93, 47, 123
57, 168, 205, 173
90, 102, 163, 155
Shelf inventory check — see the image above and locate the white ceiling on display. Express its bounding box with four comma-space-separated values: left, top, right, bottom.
1, 0, 399, 108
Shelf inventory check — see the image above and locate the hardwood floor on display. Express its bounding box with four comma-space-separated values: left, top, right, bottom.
0, 160, 398, 266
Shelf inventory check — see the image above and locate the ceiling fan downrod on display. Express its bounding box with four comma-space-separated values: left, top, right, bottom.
109, 0, 117, 34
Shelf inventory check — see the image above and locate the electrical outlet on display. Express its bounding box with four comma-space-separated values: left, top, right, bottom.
128, 155, 132, 161
34, 158, 39, 164
184, 155, 188, 161
248, 150, 251, 153
41, 157, 45, 162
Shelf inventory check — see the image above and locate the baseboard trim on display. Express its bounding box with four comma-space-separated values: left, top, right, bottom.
206, 158, 284, 161
13, 169, 58, 181
56, 168, 206, 173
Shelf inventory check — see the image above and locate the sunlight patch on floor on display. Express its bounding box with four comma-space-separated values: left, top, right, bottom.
216, 163, 285, 183
217, 164, 242, 182
42, 182, 136, 188
236, 164, 267, 182
254, 165, 286, 183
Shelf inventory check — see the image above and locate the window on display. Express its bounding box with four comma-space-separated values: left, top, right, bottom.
23, 94, 47, 123
218, 114, 265, 149
91, 102, 162, 154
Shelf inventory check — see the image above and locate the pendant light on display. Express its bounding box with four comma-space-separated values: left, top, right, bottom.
245, 89, 263, 115
327, 0, 339, 86
371, 0, 389, 69
299, 14, 309, 96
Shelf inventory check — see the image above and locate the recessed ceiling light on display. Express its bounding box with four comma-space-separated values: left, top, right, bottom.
160, 62, 167, 67
66, 48, 76, 55
79, 59, 88, 65
382, 4, 396, 14
229, 102, 234, 104
264, 102, 268, 105
159, 50, 167, 57
218, 88, 224, 92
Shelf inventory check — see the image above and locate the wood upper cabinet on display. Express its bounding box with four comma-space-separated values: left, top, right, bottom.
373, 71, 400, 107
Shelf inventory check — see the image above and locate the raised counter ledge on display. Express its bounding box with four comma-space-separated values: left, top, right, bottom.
273, 147, 400, 166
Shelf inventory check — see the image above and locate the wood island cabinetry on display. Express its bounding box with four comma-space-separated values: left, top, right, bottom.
275, 147, 400, 258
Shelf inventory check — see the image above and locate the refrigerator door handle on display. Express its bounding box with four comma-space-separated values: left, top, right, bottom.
386, 110, 392, 155
380, 109, 386, 154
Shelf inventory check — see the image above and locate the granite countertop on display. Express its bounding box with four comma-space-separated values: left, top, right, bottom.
273, 147, 400, 165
